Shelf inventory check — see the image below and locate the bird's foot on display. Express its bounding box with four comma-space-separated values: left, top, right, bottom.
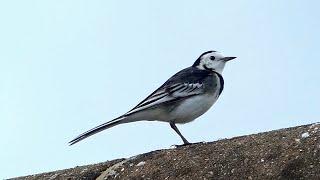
170, 141, 208, 148
170, 143, 192, 148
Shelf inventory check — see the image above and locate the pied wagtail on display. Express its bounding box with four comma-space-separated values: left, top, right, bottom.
69, 51, 236, 145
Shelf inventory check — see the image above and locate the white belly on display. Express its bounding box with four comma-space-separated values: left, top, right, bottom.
170, 93, 219, 124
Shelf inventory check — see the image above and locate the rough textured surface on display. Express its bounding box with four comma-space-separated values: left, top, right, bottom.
10, 123, 320, 180
9, 160, 124, 180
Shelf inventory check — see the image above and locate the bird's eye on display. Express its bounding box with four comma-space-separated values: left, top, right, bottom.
210, 56, 215, 60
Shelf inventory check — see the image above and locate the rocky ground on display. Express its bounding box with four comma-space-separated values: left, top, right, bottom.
10, 122, 320, 180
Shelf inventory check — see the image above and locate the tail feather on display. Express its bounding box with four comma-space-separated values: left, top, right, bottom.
69, 116, 125, 145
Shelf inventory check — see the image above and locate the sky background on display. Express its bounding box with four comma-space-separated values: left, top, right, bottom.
1, 0, 320, 178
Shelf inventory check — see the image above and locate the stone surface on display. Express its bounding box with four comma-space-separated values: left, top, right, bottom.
10, 123, 320, 180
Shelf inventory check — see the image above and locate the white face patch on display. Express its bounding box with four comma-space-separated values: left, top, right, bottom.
196, 52, 227, 74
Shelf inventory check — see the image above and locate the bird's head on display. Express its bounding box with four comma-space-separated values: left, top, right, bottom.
192, 51, 236, 74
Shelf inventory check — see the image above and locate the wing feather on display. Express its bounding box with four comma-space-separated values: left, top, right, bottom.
125, 82, 204, 115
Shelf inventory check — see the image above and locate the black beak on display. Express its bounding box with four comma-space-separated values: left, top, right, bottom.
221, 57, 237, 61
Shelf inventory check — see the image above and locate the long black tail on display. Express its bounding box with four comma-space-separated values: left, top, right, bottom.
69, 116, 126, 145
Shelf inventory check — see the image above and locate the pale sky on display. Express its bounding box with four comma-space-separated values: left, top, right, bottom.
1, 0, 320, 178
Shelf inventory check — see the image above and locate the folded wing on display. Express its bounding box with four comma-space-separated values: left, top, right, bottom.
125, 82, 204, 115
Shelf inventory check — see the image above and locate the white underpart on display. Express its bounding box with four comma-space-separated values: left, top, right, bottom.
171, 79, 221, 124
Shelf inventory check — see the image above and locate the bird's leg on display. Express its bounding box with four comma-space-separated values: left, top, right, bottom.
170, 122, 190, 145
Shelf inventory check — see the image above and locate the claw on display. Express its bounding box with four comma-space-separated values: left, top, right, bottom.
171, 143, 192, 148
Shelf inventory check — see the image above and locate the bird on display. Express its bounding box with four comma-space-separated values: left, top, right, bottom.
69, 51, 236, 146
